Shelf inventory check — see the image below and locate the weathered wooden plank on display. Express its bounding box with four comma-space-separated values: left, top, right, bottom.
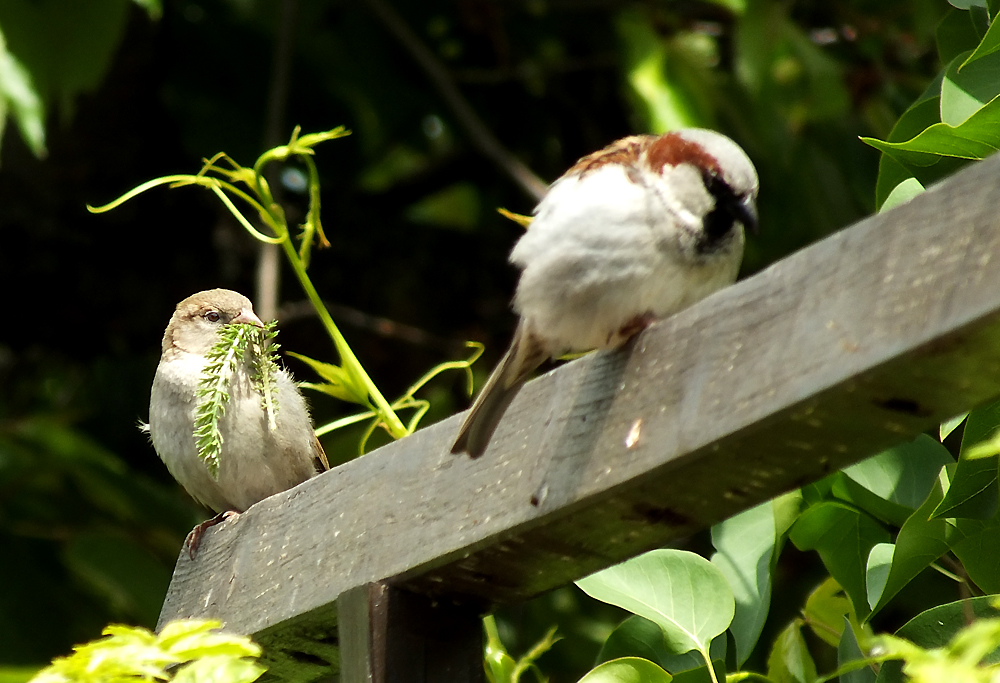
160, 155, 1000, 678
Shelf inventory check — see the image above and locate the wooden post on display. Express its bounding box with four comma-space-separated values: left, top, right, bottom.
339, 584, 484, 683
158, 155, 1000, 682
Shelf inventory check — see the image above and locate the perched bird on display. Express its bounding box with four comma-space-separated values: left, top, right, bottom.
452, 129, 759, 457
149, 289, 328, 551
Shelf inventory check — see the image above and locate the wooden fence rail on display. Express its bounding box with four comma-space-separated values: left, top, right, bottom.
159, 154, 1000, 682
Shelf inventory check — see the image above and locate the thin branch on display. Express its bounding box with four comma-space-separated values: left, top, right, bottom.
363, 0, 549, 201
256, 0, 301, 321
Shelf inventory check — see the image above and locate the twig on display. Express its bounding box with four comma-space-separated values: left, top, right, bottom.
363, 0, 549, 201
256, 0, 300, 321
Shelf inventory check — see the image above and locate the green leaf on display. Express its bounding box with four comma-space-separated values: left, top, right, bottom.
834, 435, 953, 527
874, 597, 1000, 683
872, 93, 942, 209
940, 413, 968, 441
0, 26, 45, 158
0, 0, 131, 119
803, 578, 854, 647
962, 400, 1000, 450
578, 657, 673, 683
932, 454, 998, 519
861, 91, 1000, 164
941, 50, 1000, 126
838, 616, 876, 683
287, 352, 370, 406
577, 549, 734, 659
867, 467, 958, 617
937, 9, 982, 65
599, 616, 673, 667
935, 401, 1000, 518
130, 0, 162, 20
194, 324, 263, 479
598, 616, 726, 679
952, 515, 1000, 592
959, 13, 1000, 69
865, 543, 894, 612
766, 620, 817, 683
879, 178, 925, 212
711, 500, 776, 665
617, 9, 701, 132
789, 502, 890, 618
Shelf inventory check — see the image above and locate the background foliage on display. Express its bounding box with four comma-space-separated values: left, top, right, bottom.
0, 0, 995, 680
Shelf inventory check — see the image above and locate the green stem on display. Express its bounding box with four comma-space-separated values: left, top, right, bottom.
278, 236, 407, 438
701, 646, 720, 683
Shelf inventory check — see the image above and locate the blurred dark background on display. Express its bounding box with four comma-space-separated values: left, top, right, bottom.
0, 0, 949, 676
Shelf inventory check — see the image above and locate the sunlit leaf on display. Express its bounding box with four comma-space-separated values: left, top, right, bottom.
287, 352, 369, 406
803, 578, 854, 647
867, 468, 958, 618
578, 657, 673, 683
711, 500, 775, 665
941, 50, 1000, 125
577, 549, 734, 659
879, 178, 925, 212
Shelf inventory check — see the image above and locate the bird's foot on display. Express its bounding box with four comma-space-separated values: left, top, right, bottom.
609, 312, 657, 347
185, 510, 239, 559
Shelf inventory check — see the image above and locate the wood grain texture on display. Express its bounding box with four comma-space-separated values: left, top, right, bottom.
160, 156, 1000, 677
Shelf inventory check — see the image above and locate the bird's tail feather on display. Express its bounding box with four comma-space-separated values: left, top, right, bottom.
451, 324, 547, 458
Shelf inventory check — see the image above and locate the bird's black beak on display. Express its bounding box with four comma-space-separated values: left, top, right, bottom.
733, 197, 758, 235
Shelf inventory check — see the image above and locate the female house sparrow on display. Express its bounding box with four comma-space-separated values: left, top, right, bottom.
149, 289, 328, 532
452, 129, 759, 457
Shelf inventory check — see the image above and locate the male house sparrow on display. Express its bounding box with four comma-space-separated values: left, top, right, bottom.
452, 129, 759, 457
149, 289, 328, 539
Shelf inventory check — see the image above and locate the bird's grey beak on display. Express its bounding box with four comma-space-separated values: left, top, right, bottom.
735, 197, 758, 235
232, 308, 265, 327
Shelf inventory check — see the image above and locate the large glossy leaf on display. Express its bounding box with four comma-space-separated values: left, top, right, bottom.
710, 500, 776, 665
861, 91, 1000, 163
935, 400, 1000, 519
0, 0, 131, 117
789, 502, 890, 618
577, 550, 734, 659
834, 435, 953, 527
578, 657, 673, 683
867, 467, 958, 617
958, 3, 1000, 68
941, 50, 1000, 125
937, 8, 982, 65
598, 617, 726, 681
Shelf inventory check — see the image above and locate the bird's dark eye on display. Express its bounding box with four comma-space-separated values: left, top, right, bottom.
204, 311, 221, 323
